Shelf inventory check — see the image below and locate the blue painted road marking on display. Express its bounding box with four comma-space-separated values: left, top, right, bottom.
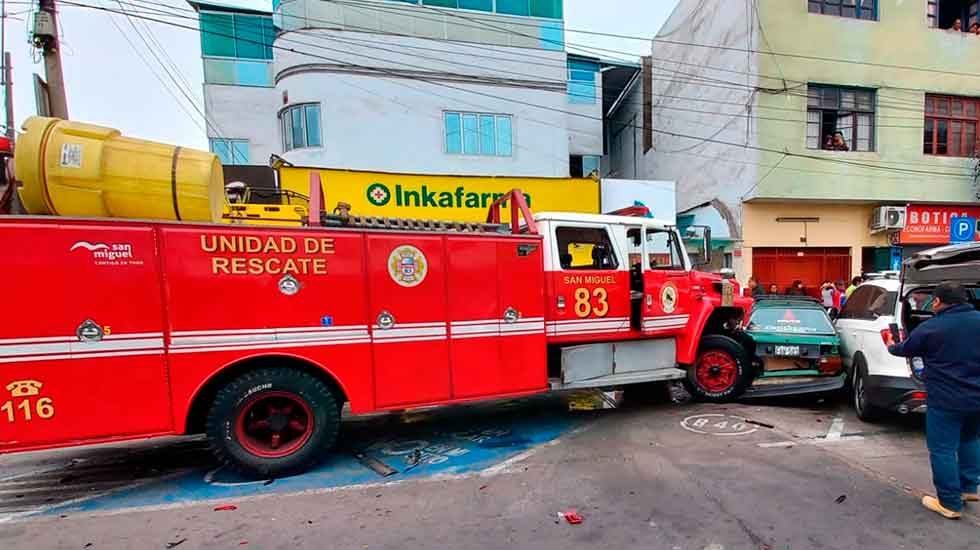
45, 396, 584, 516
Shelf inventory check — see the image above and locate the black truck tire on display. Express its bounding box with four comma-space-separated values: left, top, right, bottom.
205, 368, 340, 478
684, 335, 753, 402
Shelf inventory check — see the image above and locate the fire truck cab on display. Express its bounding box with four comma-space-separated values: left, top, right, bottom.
0, 190, 751, 478
537, 212, 742, 390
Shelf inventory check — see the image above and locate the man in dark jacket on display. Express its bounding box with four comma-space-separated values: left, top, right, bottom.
889, 282, 980, 519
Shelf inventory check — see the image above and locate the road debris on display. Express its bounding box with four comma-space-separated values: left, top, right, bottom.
213, 504, 238, 512
165, 538, 187, 549
561, 510, 583, 525
743, 419, 775, 429
354, 452, 399, 477
835, 495, 847, 504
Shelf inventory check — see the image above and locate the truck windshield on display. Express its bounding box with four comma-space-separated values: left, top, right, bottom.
747, 307, 835, 334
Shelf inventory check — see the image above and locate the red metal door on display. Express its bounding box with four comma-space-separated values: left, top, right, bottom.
445, 236, 546, 400
367, 234, 451, 408
643, 227, 692, 333
495, 237, 547, 393
446, 236, 501, 399
0, 222, 171, 450
548, 225, 631, 342
753, 247, 851, 297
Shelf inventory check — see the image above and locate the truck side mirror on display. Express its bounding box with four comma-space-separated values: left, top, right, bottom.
682, 225, 712, 267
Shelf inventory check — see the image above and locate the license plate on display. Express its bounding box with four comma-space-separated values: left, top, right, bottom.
775, 345, 800, 357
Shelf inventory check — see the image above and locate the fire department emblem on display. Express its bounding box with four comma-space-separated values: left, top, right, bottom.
388, 245, 427, 288
661, 283, 678, 314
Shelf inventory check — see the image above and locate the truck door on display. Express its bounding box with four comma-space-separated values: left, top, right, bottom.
366, 235, 451, 408
446, 236, 546, 400
0, 223, 171, 450
643, 228, 692, 334
548, 224, 631, 343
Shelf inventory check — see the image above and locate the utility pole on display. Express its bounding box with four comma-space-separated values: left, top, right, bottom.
33, 0, 68, 119
2, 0, 12, 139
4, 52, 12, 142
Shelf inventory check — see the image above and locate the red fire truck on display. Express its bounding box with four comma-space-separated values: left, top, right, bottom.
0, 183, 752, 477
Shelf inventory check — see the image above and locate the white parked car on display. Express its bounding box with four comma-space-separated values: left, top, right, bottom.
834, 274, 926, 421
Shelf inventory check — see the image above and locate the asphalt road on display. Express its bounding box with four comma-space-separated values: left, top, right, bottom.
1, 391, 978, 550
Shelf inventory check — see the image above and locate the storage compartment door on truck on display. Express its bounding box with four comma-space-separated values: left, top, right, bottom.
160, 226, 373, 419
445, 235, 547, 400
642, 227, 692, 334
367, 235, 451, 408
0, 222, 170, 450
547, 222, 632, 350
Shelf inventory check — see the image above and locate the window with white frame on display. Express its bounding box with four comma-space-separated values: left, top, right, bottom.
280, 103, 321, 151
806, 85, 875, 152
444, 112, 513, 156
209, 138, 249, 165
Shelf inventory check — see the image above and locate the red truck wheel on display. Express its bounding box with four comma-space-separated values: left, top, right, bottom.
205, 368, 340, 478
684, 335, 752, 402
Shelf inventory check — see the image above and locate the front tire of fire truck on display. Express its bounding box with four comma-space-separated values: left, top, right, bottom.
205, 368, 341, 478
684, 335, 753, 403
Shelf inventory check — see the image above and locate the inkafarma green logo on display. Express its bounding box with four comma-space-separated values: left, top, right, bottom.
366, 183, 392, 206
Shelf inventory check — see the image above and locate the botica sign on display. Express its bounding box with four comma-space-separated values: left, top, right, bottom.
280, 168, 600, 223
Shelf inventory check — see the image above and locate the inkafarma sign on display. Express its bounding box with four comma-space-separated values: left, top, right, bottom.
280, 168, 600, 223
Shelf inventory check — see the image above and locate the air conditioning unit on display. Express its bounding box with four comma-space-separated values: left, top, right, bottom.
870, 206, 906, 233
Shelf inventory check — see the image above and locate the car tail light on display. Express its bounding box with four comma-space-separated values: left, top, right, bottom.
880, 328, 906, 346
911, 391, 927, 401
819, 355, 842, 373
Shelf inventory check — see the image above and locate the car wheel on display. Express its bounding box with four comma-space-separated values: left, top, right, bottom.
684, 335, 753, 403
205, 368, 341, 478
852, 358, 883, 423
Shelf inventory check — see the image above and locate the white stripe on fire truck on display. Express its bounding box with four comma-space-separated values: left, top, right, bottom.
644, 319, 689, 325
547, 319, 630, 330
0, 348, 165, 364
371, 325, 448, 340
169, 329, 370, 348
643, 321, 688, 328
0, 337, 165, 359
170, 326, 369, 337
449, 319, 545, 339
0, 332, 164, 346
643, 315, 690, 327
548, 327, 628, 337
546, 316, 629, 325
168, 337, 372, 354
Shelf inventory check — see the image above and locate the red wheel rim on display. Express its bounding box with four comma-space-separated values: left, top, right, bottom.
235, 391, 314, 458
695, 350, 738, 393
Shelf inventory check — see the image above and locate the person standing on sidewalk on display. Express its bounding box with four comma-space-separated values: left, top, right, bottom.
888, 282, 980, 519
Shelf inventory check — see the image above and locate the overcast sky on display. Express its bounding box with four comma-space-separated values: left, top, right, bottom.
5, 0, 678, 149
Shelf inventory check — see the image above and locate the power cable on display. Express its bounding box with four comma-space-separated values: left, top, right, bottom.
57, 1, 976, 179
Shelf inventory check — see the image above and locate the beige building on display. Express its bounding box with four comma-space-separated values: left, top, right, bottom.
608, 0, 980, 291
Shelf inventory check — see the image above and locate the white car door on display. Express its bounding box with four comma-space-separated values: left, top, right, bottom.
835, 286, 875, 370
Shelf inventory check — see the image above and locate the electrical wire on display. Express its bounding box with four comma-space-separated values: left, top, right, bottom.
109, 0, 241, 160
55, 0, 978, 180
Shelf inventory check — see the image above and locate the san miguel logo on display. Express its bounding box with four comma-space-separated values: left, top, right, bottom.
365, 182, 531, 210
70, 241, 144, 266
388, 245, 427, 288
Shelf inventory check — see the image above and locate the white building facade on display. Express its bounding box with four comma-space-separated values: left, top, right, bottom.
192, 0, 614, 178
